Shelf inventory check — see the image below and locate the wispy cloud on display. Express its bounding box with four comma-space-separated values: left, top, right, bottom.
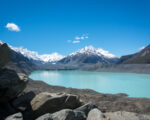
67, 33, 88, 44
140, 46, 145, 50
75, 36, 80, 40
75, 34, 88, 40
72, 40, 80, 44
6, 23, 20, 32
80, 36, 84, 40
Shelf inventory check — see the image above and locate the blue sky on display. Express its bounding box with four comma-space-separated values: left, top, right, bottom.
0, 0, 150, 57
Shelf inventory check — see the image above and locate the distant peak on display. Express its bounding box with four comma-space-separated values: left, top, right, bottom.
70, 45, 117, 58
40, 52, 64, 62
9, 45, 64, 63
84, 45, 95, 50
0, 40, 4, 45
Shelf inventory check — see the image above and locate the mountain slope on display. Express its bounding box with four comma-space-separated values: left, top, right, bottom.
0, 43, 10, 67
10, 46, 64, 63
0, 42, 37, 74
118, 44, 150, 64
59, 46, 118, 65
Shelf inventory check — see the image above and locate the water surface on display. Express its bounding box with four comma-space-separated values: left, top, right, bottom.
29, 70, 150, 98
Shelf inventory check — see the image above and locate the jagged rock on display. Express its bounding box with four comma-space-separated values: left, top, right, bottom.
12, 91, 35, 112
87, 108, 105, 120
0, 68, 29, 104
0, 43, 10, 68
104, 111, 150, 120
75, 103, 97, 116
5, 112, 23, 120
36, 109, 86, 120
30, 92, 82, 118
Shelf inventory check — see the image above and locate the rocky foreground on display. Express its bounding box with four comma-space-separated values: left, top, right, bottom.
0, 68, 150, 120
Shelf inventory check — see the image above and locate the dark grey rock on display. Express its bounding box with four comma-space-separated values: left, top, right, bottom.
0, 103, 17, 120
36, 109, 86, 120
75, 103, 97, 116
52, 109, 86, 120
0, 43, 10, 68
12, 91, 35, 112
5, 112, 23, 120
0, 68, 28, 104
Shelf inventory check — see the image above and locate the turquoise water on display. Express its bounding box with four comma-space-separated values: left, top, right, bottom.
29, 70, 150, 98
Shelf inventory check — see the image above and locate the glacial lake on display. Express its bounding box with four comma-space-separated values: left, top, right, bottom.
29, 70, 150, 98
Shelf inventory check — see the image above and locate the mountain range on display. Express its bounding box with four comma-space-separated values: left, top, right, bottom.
0, 40, 150, 74
9, 45, 64, 64
1, 40, 118, 65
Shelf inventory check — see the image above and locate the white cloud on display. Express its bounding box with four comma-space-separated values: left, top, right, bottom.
75, 34, 88, 40
140, 46, 145, 50
68, 34, 88, 44
6, 23, 20, 32
75, 36, 80, 40
80, 36, 84, 40
72, 40, 80, 43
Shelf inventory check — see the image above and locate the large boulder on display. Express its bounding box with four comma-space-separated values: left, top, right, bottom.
30, 92, 82, 118
75, 103, 97, 116
5, 112, 23, 120
36, 109, 86, 120
0, 68, 29, 104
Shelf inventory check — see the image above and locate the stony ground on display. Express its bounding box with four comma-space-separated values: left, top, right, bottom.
24, 79, 150, 115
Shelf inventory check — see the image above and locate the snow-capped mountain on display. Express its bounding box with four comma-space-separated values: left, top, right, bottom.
1, 40, 118, 65
70, 46, 116, 58
0, 40, 4, 45
38, 53, 64, 63
9, 45, 64, 63
59, 46, 118, 65
0, 41, 37, 74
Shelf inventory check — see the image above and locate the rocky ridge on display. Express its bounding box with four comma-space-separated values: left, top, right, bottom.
117, 44, 150, 64
0, 42, 37, 74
